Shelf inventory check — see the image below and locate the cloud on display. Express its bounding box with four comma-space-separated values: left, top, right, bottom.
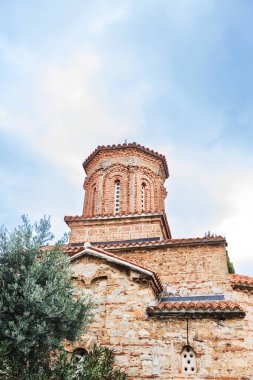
160, 143, 253, 275
0, 46, 147, 182
0, 106, 11, 129
216, 177, 253, 273
89, 3, 129, 34
0, 0, 252, 276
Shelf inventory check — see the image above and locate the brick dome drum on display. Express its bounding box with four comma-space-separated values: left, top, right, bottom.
82, 143, 168, 217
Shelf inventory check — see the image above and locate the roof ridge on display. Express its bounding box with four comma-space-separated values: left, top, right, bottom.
68, 244, 163, 294
43, 234, 226, 254
64, 211, 166, 221
82, 142, 169, 178
96, 235, 226, 248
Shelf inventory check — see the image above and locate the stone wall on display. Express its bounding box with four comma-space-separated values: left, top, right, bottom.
67, 215, 169, 244
113, 242, 231, 295
69, 254, 253, 380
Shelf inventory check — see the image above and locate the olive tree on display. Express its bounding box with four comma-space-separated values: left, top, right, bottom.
0, 215, 92, 378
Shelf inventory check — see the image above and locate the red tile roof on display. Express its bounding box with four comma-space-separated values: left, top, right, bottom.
230, 274, 253, 288
62, 213, 225, 249
82, 142, 169, 178
147, 300, 245, 317
64, 246, 84, 255
46, 236, 226, 255
40, 244, 82, 255
96, 235, 226, 249
64, 211, 165, 221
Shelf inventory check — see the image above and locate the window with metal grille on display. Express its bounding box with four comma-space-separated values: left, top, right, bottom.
182, 346, 196, 375
114, 181, 120, 213
141, 183, 146, 211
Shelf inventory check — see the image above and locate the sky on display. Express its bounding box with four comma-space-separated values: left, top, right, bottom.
0, 0, 252, 275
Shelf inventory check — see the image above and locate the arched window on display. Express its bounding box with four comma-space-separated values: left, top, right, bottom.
182, 345, 196, 375
91, 275, 108, 286
72, 348, 88, 364
114, 181, 120, 213
141, 183, 146, 211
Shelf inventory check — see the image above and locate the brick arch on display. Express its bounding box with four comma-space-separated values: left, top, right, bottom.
139, 177, 153, 213
72, 347, 88, 363
83, 173, 99, 217
90, 275, 108, 286
83, 159, 165, 217
137, 167, 159, 213
101, 164, 130, 215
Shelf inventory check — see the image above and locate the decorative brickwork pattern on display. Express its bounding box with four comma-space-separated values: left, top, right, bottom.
65, 143, 171, 243
82, 145, 168, 218
82, 142, 169, 178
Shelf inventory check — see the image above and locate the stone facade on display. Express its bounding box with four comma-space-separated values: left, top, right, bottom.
65, 214, 170, 244
63, 143, 253, 379
113, 239, 231, 294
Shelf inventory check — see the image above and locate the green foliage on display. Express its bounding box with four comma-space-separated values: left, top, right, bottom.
0, 216, 93, 378
0, 342, 127, 380
204, 232, 235, 274
50, 345, 127, 380
226, 252, 235, 274
0, 216, 127, 379
0, 341, 11, 380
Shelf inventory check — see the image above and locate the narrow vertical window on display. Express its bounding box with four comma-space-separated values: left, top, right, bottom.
182, 346, 196, 375
141, 183, 146, 211
114, 181, 120, 213
91, 187, 97, 215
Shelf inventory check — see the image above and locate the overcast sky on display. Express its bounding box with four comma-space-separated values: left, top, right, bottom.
0, 0, 252, 275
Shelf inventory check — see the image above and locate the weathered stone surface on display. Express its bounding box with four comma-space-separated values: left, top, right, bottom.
64, 144, 253, 379
69, 253, 253, 379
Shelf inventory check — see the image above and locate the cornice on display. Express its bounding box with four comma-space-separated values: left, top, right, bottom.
82, 142, 169, 178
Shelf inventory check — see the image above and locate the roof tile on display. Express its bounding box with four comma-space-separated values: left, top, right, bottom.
82, 142, 169, 178
64, 211, 163, 221
96, 235, 226, 249
147, 300, 244, 317
230, 274, 253, 287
